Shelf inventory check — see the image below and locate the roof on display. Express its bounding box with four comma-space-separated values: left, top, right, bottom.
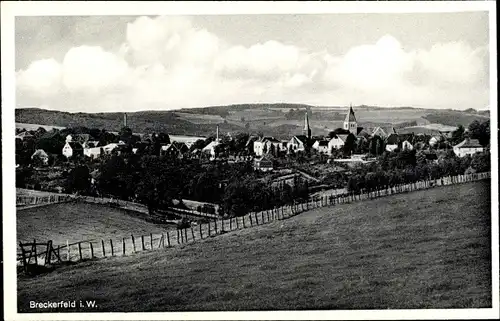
385, 133, 399, 145
17, 131, 34, 138
67, 142, 83, 150
259, 136, 280, 143
32, 149, 48, 158
292, 135, 308, 144
315, 140, 329, 147
344, 106, 357, 123
202, 141, 220, 150
337, 134, 349, 142
454, 139, 483, 149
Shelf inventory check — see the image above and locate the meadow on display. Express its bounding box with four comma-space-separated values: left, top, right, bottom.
18, 180, 491, 312
17, 202, 175, 246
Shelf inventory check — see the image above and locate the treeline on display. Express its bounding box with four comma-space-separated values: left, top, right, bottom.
67, 154, 311, 218
346, 149, 490, 193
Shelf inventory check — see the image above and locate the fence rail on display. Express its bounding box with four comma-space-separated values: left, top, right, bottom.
17, 171, 490, 273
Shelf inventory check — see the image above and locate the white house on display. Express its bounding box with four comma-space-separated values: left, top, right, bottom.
453, 138, 484, 157
84, 147, 102, 159
253, 136, 282, 156
312, 140, 329, 154
385, 133, 399, 152
287, 135, 308, 153
429, 135, 442, 147
31, 149, 49, 165
62, 142, 83, 158
401, 140, 414, 151
202, 141, 221, 160
328, 134, 349, 154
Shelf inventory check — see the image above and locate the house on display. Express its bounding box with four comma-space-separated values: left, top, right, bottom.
253, 136, 282, 156
62, 142, 84, 158
328, 134, 349, 153
385, 133, 399, 152
202, 140, 221, 160
15, 131, 34, 141
371, 126, 396, 139
453, 138, 484, 157
253, 154, 274, 172
161, 142, 189, 158
399, 134, 415, 151
31, 149, 49, 165
84, 147, 102, 159
312, 140, 330, 154
429, 135, 443, 147
84, 140, 100, 148
66, 134, 90, 144
287, 135, 309, 153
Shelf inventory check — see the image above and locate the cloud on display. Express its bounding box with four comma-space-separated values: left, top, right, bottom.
16, 16, 489, 112
16, 58, 62, 96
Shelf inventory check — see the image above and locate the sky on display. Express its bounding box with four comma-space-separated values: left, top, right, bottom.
15, 12, 491, 112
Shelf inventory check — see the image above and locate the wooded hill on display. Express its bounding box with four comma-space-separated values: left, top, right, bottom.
16, 104, 490, 138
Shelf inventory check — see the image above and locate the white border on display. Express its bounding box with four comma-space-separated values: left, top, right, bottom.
2, 1, 498, 320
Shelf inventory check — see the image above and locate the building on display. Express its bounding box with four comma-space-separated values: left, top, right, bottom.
31, 149, 49, 165
253, 154, 274, 172
253, 136, 282, 156
385, 133, 399, 152
328, 134, 349, 153
62, 142, 84, 158
312, 140, 329, 154
15, 131, 34, 141
453, 138, 484, 157
287, 135, 309, 153
202, 125, 221, 160
66, 134, 90, 144
84, 147, 102, 159
343, 105, 357, 133
161, 142, 189, 158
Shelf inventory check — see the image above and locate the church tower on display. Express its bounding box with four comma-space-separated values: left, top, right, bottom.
343, 104, 357, 133
303, 111, 311, 139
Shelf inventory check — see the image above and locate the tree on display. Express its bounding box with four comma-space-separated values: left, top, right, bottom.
66, 165, 91, 194
451, 125, 465, 145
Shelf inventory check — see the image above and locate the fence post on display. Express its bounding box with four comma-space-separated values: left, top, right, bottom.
150, 233, 154, 250
236, 216, 240, 229
249, 214, 253, 226
166, 231, 171, 247
101, 239, 106, 257
110, 239, 114, 256
89, 242, 94, 258
208, 221, 211, 236
131, 235, 136, 253
184, 229, 188, 242
214, 220, 218, 234
122, 238, 126, 255
229, 217, 233, 230
141, 235, 145, 250
199, 224, 203, 239
77, 242, 83, 261
67, 240, 70, 261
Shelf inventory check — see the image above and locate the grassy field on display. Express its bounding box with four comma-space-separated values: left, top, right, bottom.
18, 180, 491, 312
17, 202, 175, 246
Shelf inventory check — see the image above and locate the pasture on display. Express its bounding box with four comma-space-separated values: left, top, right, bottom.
17, 202, 175, 246
18, 180, 491, 312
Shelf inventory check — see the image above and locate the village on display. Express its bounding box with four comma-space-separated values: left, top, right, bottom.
15, 105, 490, 220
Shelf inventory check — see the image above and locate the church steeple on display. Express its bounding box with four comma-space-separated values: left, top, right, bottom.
343, 104, 357, 133
303, 111, 311, 139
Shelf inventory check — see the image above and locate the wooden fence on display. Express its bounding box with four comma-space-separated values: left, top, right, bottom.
17, 171, 490, 273
16, 194, 72, 208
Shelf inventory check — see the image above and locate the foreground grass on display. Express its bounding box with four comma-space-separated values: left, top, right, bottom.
18, 180, 491, 311
17, 202, 174, 246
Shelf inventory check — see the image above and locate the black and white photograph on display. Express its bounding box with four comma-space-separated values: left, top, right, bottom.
2, 1, 498, 320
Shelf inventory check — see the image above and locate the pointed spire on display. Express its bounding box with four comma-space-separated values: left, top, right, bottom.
216, 125, 219, 142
